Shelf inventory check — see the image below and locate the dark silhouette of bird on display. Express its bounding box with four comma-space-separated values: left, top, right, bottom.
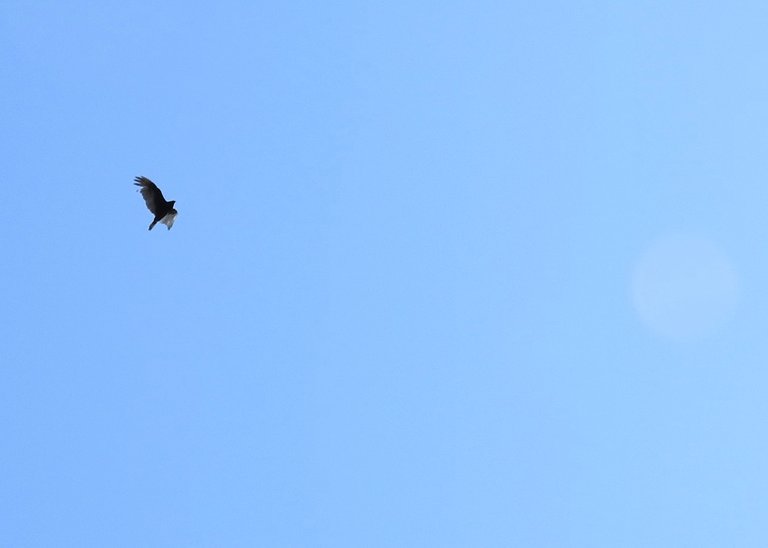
134, 176, 178, 230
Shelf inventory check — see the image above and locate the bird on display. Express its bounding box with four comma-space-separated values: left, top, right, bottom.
134, 176, 178, 230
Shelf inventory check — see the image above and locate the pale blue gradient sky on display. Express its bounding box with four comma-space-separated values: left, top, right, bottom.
3, 2, 768, 546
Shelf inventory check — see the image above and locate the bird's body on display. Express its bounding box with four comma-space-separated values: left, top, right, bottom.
134, 176, 177, 230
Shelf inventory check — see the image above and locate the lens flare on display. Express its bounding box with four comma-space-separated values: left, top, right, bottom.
631, 234, 738, 340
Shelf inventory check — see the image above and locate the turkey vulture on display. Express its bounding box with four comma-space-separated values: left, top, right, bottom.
134, 176, 178, 230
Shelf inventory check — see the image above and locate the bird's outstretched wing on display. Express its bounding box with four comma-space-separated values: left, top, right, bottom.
134, 176, 167, 214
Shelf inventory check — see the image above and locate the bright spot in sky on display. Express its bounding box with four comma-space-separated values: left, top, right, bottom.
631, 234, 739, 340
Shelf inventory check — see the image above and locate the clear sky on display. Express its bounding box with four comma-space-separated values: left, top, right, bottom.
3, 2, 768, 546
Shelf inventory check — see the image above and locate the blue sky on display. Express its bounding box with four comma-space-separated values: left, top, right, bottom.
3, 1, 768, 546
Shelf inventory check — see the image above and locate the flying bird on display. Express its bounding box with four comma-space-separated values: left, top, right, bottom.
134, 176, 178, 230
